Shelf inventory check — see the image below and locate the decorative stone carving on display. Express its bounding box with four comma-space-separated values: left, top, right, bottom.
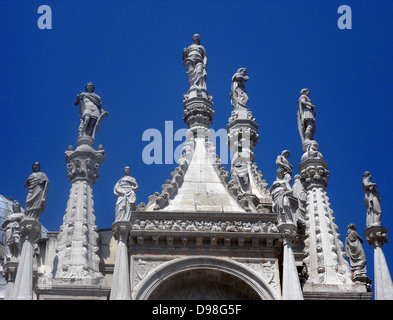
130, 218, 279, 234
74, 82, 108, 141
146, 142, 194, 211
230, 68, 249, 109
114, 166, 138, 222
297, 88, 316, 144
2, 200, 24, 261
345, 224, 370, 285
24, 162, 49, 221
362, 171, 382, 228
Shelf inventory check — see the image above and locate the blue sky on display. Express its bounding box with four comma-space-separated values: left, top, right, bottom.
1, 0, 393, 298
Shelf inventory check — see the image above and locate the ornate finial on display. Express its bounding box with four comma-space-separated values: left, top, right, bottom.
230, 68, 249, 109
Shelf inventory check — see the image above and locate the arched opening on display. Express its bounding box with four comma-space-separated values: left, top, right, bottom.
133, 256, 279, 300
148, 268, 260, 300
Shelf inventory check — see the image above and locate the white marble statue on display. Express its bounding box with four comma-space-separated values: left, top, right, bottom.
114, 166, 138, 222
345, 223, 368, 280
270, 167, 295, 225
24, 162, 49, 221
276, 150, 293, 177
363, 171, 382, 228
182, 34, 208, 90
74, 82, 108, 138
230, 68, 249, 109
297, 88, 316, 143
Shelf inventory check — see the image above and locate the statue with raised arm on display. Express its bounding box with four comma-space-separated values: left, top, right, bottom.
24, 162, 49, 221
230, 68, 249, 109
363, 171, 382, 228
114, 166, 138, 222
345, 223, 368, 281
297, 88, 316, 144
74, 82, 108, 138
182, 34, 208, 90
2, 200, 24, 261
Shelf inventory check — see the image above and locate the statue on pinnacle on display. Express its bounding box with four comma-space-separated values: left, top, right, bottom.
182, 34, 208, 91
297, 88, 316, 144
74, 82, 108, 139
230, 68, 249, 109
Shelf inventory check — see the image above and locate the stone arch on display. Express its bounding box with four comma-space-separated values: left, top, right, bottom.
133, 256, 279, 300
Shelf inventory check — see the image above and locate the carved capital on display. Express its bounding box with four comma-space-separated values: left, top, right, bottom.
299, 160, 329, 190
65, 145, 105, 184
183, 96, 214, 128
364, 225, 388, 247
20, 218, 42, 242
112, 221, 132, 242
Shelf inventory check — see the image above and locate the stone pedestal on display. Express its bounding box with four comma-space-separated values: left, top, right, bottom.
299, 142, 367, 298
278, 223, 303, 300
3, 260, 19, 300
364, 225, 393, 300
38, 141, 110, 299
110, 221, 132, 300
12, 218, 41, 300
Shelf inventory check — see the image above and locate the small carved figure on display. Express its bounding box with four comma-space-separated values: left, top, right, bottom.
345, 224, 368, 281
2, 200, 24, 261
297, 88, 316, 143
363, 171, 382, 228
276, 150, 293, 177
182, 34, 208, 90
113, 166, 138, 221
270, 167, 295, 225
24, 162, 49, 220
74, 82, 108, 138
230, 68, 249, 109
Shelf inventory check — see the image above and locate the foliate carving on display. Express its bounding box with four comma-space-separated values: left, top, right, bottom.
131, 218, 279, 234
183, 100, 214, 128
364, 225, 388, 247
300, 163, 329, 190
66, 157, 101, 184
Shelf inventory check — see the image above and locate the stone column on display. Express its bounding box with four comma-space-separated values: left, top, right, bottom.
278, 223, 303, 300
364, 226, 393, 299
110, 221, 132, 300
53, 140, 106, 287
12, 218, 41, 300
